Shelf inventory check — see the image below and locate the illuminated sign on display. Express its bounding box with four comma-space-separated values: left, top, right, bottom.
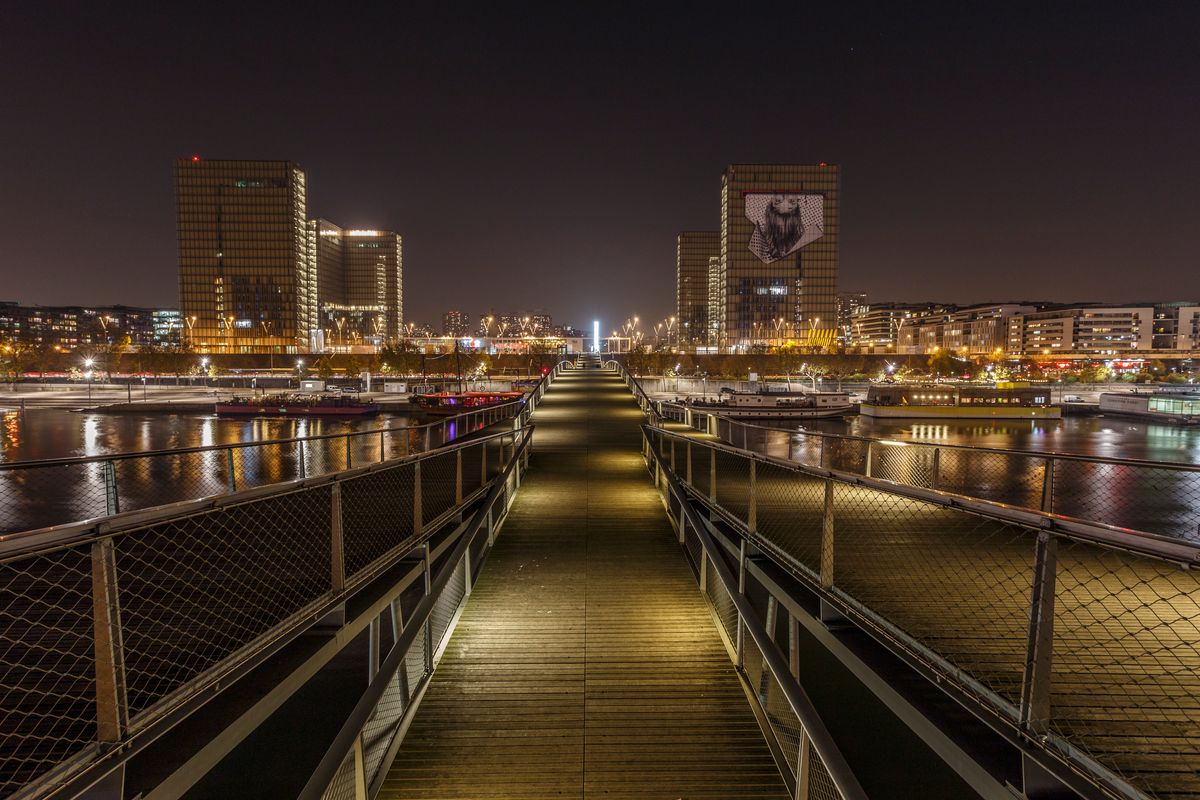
744, 193, 824, 263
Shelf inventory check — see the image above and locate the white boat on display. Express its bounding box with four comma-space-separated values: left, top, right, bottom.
688, 389, 854, 419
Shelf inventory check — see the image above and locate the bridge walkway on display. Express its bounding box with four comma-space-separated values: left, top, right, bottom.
380, 367, 788, 798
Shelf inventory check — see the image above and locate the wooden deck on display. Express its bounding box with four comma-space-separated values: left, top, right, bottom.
380, 369, 787, 799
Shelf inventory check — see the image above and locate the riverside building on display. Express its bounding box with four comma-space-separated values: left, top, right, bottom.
715, 164, 840, 350
175, 158, 315, 352
676, 232, 719, 345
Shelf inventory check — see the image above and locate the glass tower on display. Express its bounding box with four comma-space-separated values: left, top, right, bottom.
718, 164, 840, 350
676, 232, 719, 344
175, 158, 314, 352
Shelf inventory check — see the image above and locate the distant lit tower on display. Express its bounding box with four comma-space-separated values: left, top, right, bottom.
676, 231, 719, 344
442, 310, 469, 337
717, 164, 840, 350
174, 158, 315, 351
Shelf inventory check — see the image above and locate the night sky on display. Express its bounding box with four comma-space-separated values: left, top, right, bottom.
2, 4, 1198, 329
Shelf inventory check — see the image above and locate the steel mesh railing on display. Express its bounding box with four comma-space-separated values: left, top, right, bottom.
0, 420, 536, 800
647, 422, 1200, 800
301, 421, 533, 800
647, 435, 865, 800
666, 407, 1200, 542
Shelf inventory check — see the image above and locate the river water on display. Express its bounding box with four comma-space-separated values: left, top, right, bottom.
793, 415, 1200, 464
0, 408, 421, 464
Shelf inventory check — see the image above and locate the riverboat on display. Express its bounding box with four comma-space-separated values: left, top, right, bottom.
215, 394, 380, 417
859, 382, 1060, 419
411, 391, 525, 416
687, 389, 854, 420
1098, 391, 1200, 425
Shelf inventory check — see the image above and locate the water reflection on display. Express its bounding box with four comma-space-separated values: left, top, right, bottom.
790, 416, 1200, 465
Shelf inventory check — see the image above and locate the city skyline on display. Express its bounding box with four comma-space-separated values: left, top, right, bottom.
3, 6, 1200, 325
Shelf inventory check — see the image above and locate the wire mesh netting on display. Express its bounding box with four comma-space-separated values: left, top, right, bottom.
339, 462, 416, 582
1051, 459, 1200, 540
430, 561, 467, 651
714, 450, 751, 520
805, 740, 843, 800
754, 462, 826, 575
0, 402, 529, 536
421, 451, 459, 529
0, 544, 96, 796
705, 556, 740, 648
320, 747, 359, 800
1046, 538, 1200, 794
115, 485, 333, 719
832, 482, 1035, 709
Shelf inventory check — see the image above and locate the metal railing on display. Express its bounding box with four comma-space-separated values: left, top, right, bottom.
297, 421, 533, 800
642, 426, 868, 800
641, 423, 1200, 800
0, 410, 536, 800
0, 370, 560, 535
651, 400, 1200, 542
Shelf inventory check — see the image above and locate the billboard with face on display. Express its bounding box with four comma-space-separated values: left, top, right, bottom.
744, 193, 824, 263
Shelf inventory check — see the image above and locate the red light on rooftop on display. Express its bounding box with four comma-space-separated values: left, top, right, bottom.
818, 162, 828, 167
191, 155, 201, 162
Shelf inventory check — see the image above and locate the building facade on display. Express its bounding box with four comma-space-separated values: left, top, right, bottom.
442, 310, 469, 337
716, 164, 840, 350
175, 158, 315, 352
676, 232, 719, 344
0, 303, 179, 349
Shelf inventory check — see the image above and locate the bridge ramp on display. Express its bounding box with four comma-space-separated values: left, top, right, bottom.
380, 369, 787, 798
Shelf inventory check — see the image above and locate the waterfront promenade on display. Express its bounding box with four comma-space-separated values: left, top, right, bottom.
381, 368, 789, 798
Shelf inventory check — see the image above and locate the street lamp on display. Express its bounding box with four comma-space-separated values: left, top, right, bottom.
84, 358, 95, 401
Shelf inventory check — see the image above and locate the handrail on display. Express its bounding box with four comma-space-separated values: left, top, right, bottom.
642, 424, 868, 800
645, 423, 1200, 564
0, 425, 530, 560
641, 424, 1185, 800
667, 401, 1200, 471
297, 423, 534, 800
0, 390, 540, 472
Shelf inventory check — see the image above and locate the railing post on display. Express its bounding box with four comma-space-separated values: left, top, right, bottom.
413, 461, 423, 538
103, 460, 120, 516
710, 447, 717, 502
820, 479, 835, 590
1041, 457, 1055, 512
226, 448, 237, 492
930, 447, 940, 490
380, 429, 385, 462
346, 434, 352, 469
368, 616, 380, 682
422, 544, 434, 672
686, 440, 693, 484
331, 483, 345, 592
298, 440, 307, 479
92, 538, 128, 743
670, 437, 676, 472
352, 733, 367, 800
788, 612, 800, 677
736, 539, 747, 668
748, 459, 757, 533
481, 440, 488, 486
795, 730, 812, 800
1020, 532, 1058, 735
864, 440, 873, 478
455, 450, 463, 506
760, 595, 778, 702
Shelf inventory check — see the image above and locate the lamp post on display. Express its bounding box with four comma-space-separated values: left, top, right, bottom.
84, 358, 94, 402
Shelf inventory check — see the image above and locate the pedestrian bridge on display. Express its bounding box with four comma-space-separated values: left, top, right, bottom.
2, 359, 1198, 800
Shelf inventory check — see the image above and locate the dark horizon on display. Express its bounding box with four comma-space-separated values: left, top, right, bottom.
2, 5, 1199, 328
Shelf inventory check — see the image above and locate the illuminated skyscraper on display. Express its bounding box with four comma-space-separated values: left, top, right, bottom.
311, 222, 404, 346
676, 232, 719, 344
717, 164, 840, 350
175, 158, 315, 351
